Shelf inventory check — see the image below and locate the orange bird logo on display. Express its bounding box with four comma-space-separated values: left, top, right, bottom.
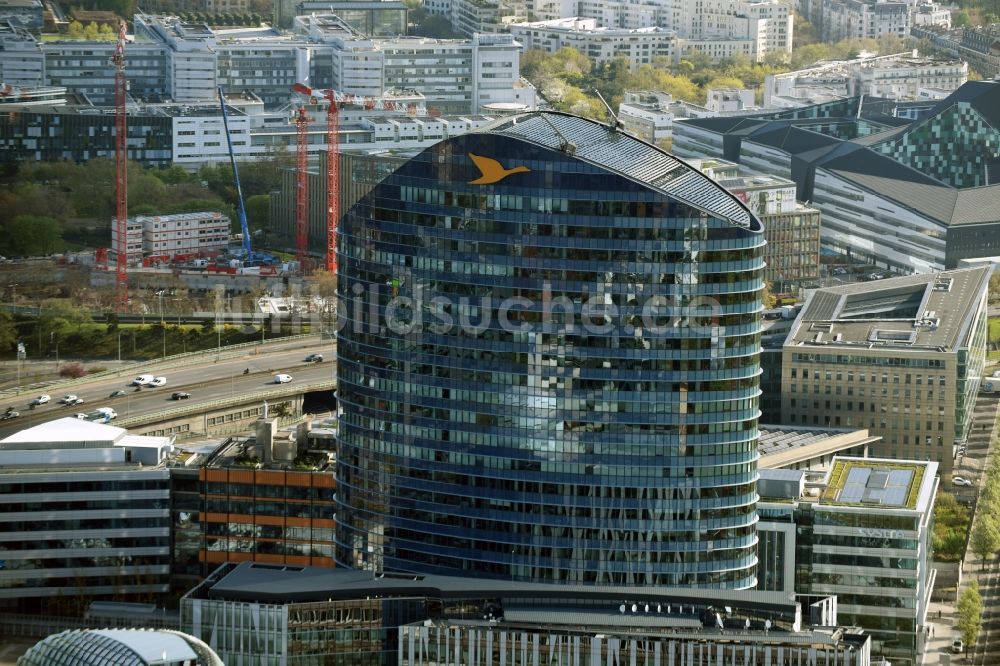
467, 153, 530, 185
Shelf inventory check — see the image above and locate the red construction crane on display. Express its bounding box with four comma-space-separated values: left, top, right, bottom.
291, 83, 425, 274
295, 105, 309, 272
112, 20, 129, 311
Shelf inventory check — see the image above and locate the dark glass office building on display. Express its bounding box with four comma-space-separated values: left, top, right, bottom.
336, 112, 766, 588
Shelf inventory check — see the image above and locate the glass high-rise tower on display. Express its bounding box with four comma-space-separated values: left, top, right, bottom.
335, 112, 765, 588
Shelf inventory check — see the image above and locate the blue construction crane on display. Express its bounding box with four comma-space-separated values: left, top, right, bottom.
218, 87, 277, 266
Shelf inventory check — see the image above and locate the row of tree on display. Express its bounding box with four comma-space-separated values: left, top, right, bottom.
518, 33, 913, 123
0, 153, 292, 257
958, 451, 1000, 649
64, 20, 118, 41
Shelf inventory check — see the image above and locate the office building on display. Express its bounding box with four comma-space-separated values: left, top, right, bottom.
618, 90, 674, 147
781, 266, 990, 475
198, 421, 336, 571
0, 0, 42, 31
336, 111, 766, 587
43, 39, 170, 106
758, 456, 938, 666
673, 83, 1000, 272
0, 22, 42, 86
0, 418, 174, 612
758, 425, 877, 470
711, 170, 820, 294
296, 0, 409, 36
18, 629, 223, 666
183, 561, 872, 666
509, 18, 678, 67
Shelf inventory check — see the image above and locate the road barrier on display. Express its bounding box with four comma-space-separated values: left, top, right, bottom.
115, 379, 335, 429
1, 334, 322, 399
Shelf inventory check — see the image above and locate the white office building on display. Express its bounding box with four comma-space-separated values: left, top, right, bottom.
0, 419, 174, 606
758, 457, 937, 666
0, 23, 43, 87
618, 90, 674, 146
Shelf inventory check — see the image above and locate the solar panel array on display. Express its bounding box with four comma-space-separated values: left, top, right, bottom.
838, 466, 913, 506
489, 113, 759, 232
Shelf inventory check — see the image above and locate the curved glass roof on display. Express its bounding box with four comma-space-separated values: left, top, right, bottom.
478, 111, 763, 233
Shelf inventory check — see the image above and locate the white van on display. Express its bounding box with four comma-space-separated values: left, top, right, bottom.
274, 374, 293, 384
131, 374, 154, 386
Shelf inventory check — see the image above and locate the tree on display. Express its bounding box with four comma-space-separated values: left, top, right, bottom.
0, 312, 16, 353
958, 581, 983, 648
954, 11, 971, 27
66, 20, 85, 39
762, 282, 778, 309
971, 514, 1000, 567
59, 362, 87, 378
245, 194, 271, 233
39, 300, 93, 337
8, 215, 63, 257
82, 22, 100, 40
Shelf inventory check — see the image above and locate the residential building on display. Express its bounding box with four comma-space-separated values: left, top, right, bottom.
617, 90, 674, 147
508, 17, 678, 67
183, 561, 872, 666
336, 111, 766, 587
673, 83, 1000, 272
1, 13, 535, 114
911, 23, 1000, 78
18, 629, 224, 666
809, 0, 909, 43
758, 456, 938, 666
0, 418, 174, 612
763, 51, 968, 108
780, 266, 990, 475
911, 2, 950, 29
198, 420, 336, 571
451, 0, 526, 37
521, 0, 791, 62
298, 15, 536, 114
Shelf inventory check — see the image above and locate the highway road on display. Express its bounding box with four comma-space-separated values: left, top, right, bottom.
0, 344, 336, 438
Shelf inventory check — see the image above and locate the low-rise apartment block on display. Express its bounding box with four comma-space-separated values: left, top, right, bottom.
781, 266, 990, 475
509, 17, 677, 67
763, 51, 968, 108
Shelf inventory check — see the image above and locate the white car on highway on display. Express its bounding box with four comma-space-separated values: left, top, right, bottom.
147, 376, 167, 387
59, 395, 79, 404
274, 374, 293, 384
29, 394, 50, 406
131, 374, 154, 386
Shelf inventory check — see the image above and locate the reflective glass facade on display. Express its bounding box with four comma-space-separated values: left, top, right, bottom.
336, 112, 766, 588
